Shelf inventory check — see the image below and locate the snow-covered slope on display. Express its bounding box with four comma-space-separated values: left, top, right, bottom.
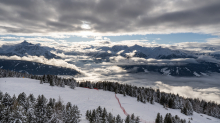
1, 78, 219, 123
0, 41, 59, 59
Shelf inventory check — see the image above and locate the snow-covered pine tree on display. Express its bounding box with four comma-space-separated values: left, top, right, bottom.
10, 100, 27, 123
69, 105, 81, 123
150, 95, 154, 104
90, 82, 94, 89
53, 97, 64, 122
0, 102, 5, 122
135, 116, 140, 123
1, 105, 12, 123
70, 80, 76, 89
116, 114, 123, 123
17, 92, 27, 109
108, 112, 113, 123
131, 113, 135, 123
102, 108, 108, 123
86, 110, 91, 120
96, 106, 103, 117
164, 113, 172, 123
28, 94, 36, 105
91, 109, 100, 123
60, 80, 65, 87
2, 92, 13, 107
26, 109, 36, 123
46, 104, 54, 122
34, 95, 48, 123
125, 115, 131, 123
181, 100, 193, 116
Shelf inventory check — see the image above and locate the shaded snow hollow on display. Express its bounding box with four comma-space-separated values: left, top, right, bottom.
0, 78, 220, 123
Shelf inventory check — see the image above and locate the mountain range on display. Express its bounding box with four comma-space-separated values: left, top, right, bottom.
0, 41, 220, 76
0, 40, 59, 59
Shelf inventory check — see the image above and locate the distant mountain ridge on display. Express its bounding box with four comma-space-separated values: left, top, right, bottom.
95, 44, 192, 59
0, 40, 59, 59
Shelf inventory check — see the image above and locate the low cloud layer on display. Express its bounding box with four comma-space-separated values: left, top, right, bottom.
0, 0, 220, 36
106, 56, 199, 66
0, 55, 83, 73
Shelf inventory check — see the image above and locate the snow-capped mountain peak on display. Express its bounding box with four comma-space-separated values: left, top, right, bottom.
0, 41, 59, 59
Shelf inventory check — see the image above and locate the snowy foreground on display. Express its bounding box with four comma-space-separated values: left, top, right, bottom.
0, 78, 220, 123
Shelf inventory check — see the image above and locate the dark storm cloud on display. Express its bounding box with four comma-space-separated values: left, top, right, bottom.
0, 0, 220, 35
139, 2, 220, 27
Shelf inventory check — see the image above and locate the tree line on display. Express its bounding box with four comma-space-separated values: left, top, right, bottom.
0, 68, 219, 119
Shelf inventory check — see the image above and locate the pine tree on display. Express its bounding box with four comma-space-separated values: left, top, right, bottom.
168, 98, 173, 108
123, 90, 126, 97
49, 77, 55, 86
137, 95, 140, 102
0, 103, 4, 121
125, 115, 131, 123
108, 112, 113, 123
155, 113, 160, 123
46, 105, 54, 122
181, 100, 193, 116
1, 106, 11, 123
54, 97, 64, 122
34, 95, 48, 123
164, 113, 172, 123
97, 106, 103, 117
28, 94, 36, 104
10, 100, 27, 123
86, 110, 91, 120
131, 113, 135, 123
2, 92, 12, 106
102, 108, 108, 123
0, 91, 4, 101
70, 81, 76, 89
26, 110, 36, 123
135, 116, 140, 123
17, 92, 27, 109
116, 114, 123, 123
150, 96, 154, 104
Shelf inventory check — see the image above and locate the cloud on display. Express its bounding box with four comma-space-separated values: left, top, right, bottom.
0, 55, 83, 73
155, 81, 220, 103
197, 55, 220, 63
107, 56, 198, 66
0, 0, 219, 36
0, 37, 19, 39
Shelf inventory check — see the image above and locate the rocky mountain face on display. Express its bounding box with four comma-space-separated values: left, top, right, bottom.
0, 41, 59, 59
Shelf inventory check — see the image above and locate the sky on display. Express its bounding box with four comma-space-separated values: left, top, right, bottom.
1, 0, 220, 103
0, 0, 220, 45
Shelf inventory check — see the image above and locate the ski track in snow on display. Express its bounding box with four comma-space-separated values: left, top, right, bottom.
0, 78, 220, 123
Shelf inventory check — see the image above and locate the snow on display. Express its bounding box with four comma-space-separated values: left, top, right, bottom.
143, 68, 149, 73
98, 45, 188, 59
193, 72, 201, 77
185, 67, 191, 72
176, 67, 179, 74
161, 68, 170, 75
0, 41, 54, 58
1, 78, 220, 123
200, 72, 208, 76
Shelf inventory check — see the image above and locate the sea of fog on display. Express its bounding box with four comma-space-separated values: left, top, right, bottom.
59, 72, 220, 104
